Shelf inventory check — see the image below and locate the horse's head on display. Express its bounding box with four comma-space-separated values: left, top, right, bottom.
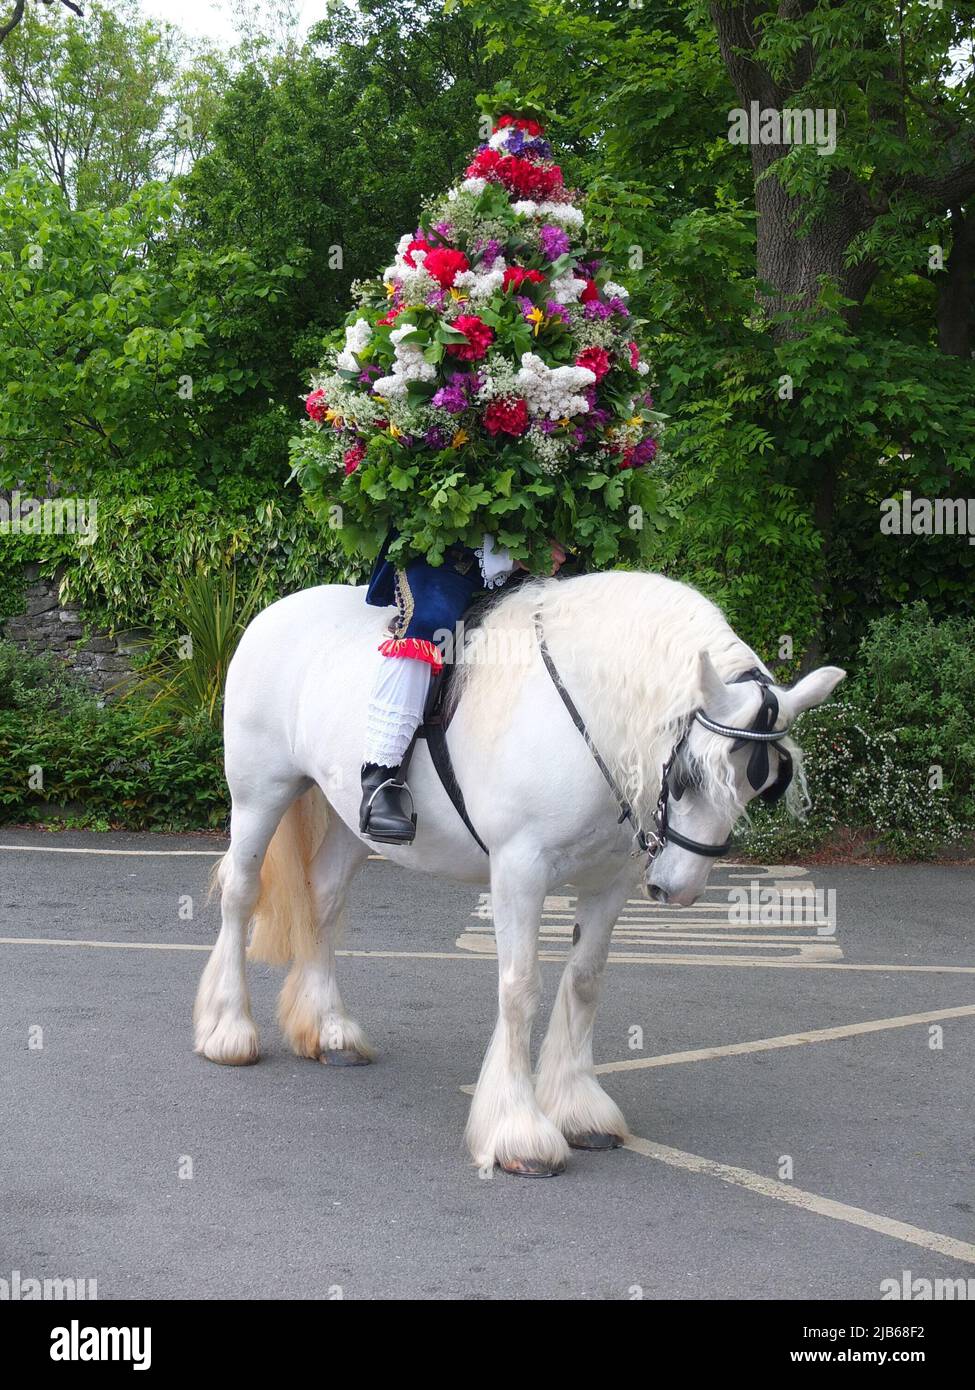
645, 652, 845, 907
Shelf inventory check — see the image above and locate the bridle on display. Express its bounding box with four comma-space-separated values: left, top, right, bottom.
535, 619, 794, 864
647, 668, 794, 860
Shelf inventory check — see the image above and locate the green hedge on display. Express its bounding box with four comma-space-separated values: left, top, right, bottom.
0, 644, 226, 831
739, 602, 974, 860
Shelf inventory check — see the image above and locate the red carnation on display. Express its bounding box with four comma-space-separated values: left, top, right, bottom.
404, 237, 433, 267
423, 247, 470, 288
496, 116, 544, 137
628, 341, 641, 371
446, 315, 494, 361
344, 442, 366, 475
466, 148, 563, 201
483, 397, 529, 437
502, 266, 546, 293
305, 388, 327, 423
580, 278, 599, 303
576, 346, 611, 381
378, 306, 404, 326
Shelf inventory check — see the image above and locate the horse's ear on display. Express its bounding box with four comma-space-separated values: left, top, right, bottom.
789, 666, 846, 713
697, 650, 731, 713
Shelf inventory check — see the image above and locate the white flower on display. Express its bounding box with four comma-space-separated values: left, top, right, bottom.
511, 199, 539, 217
637, 361, 650, 376
335, 317, 372, 372
515, 352, 595, 420
537, 201, 585, 230
603, 280, 630, 300
548, 270, 588, 304
487, 129, 511, 151
453, 258, 507, 301
398, 265, 438, 303
461, 176, 487, 195
372, 325, 436, 399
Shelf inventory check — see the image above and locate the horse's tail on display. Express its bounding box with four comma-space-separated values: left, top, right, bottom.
244, 785, 330, 965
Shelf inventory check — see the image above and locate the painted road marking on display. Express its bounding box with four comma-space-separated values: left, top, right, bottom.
0, 843, 386, 863
0, 936, 973, 973
623, 1134, 975, 1267
458, 864, 843, 964
595, 1003, 975, 1073
0, 844, 226, 856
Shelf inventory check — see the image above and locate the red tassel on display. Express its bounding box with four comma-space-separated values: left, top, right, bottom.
378, 637, 444, 672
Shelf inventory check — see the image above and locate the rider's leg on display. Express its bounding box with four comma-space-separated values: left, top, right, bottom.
359, 653, 431, 843
359, 553, 480, 843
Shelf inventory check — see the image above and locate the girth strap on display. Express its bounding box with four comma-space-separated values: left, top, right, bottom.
404, 669, 489, 855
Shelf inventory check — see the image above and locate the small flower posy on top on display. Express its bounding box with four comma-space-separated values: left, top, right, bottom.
289, 103, 665, 573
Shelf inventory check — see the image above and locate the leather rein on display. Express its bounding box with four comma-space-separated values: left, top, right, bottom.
535, 619, 794, 862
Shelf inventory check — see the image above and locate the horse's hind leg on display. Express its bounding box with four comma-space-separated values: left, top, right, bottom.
535, 864, 636, 1149
277, 812, 372, 1065
194, 781, 303, 1064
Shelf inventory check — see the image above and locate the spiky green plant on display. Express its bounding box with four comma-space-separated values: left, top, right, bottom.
122, 565, 265, 731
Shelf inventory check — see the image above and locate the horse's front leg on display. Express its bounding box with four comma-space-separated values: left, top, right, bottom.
535, 862, 637, 1150
465, 850, 570, 1178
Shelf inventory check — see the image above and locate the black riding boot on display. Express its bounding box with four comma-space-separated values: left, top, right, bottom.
359, 763, 417, 844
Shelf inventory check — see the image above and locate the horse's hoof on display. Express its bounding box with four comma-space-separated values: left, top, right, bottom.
567, 1131, 624, 1151
498, 1157, 565, 1178
320, 1048, 372, 1066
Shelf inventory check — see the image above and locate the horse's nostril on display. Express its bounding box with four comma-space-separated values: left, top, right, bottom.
648, 884, 669, 905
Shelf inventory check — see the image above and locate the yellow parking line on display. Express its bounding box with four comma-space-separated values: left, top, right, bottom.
623, 1135, 975, 1266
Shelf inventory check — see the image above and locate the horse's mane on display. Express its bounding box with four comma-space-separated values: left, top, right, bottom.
450, 569, 805, 827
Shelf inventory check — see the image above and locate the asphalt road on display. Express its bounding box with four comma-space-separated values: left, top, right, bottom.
1, 827, 973, 1301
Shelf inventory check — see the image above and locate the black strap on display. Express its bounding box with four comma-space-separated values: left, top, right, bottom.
416, 670, 489, 855
534, 617, 647, 849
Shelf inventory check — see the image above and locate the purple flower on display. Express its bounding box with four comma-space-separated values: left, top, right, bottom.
424, 427, 449, 450
504, 128, 552, 160
577, 258, 602, 277
630, 437, 658, 467
538, 419, 558, 435
425, 288, 448, 311
583, 300, 614, 321
539, 224, 570, 261
432, 375, 474, 414
477, 237, 503, 268
516, 294, 535, 320
433, 220, 454, 239
545, 300, 570, 325
606, 296, 630, 318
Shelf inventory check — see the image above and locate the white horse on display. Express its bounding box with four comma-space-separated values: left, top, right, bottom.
193, 569, 844, 1177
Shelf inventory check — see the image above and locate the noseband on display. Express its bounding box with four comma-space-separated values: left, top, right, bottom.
535, 619, 794, 865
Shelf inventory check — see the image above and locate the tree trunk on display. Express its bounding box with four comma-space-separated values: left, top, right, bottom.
937, 207, 975, 358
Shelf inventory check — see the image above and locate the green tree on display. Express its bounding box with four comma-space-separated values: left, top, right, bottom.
0, 0, 226, 207
462, 2, 975, 662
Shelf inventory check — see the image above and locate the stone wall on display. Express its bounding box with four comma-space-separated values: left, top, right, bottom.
1, 563, 147, 697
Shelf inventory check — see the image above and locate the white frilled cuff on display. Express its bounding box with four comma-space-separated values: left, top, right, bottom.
475, 533, 517, 590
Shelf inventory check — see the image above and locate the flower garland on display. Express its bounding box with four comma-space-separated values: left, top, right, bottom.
290, 111, 665, 572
